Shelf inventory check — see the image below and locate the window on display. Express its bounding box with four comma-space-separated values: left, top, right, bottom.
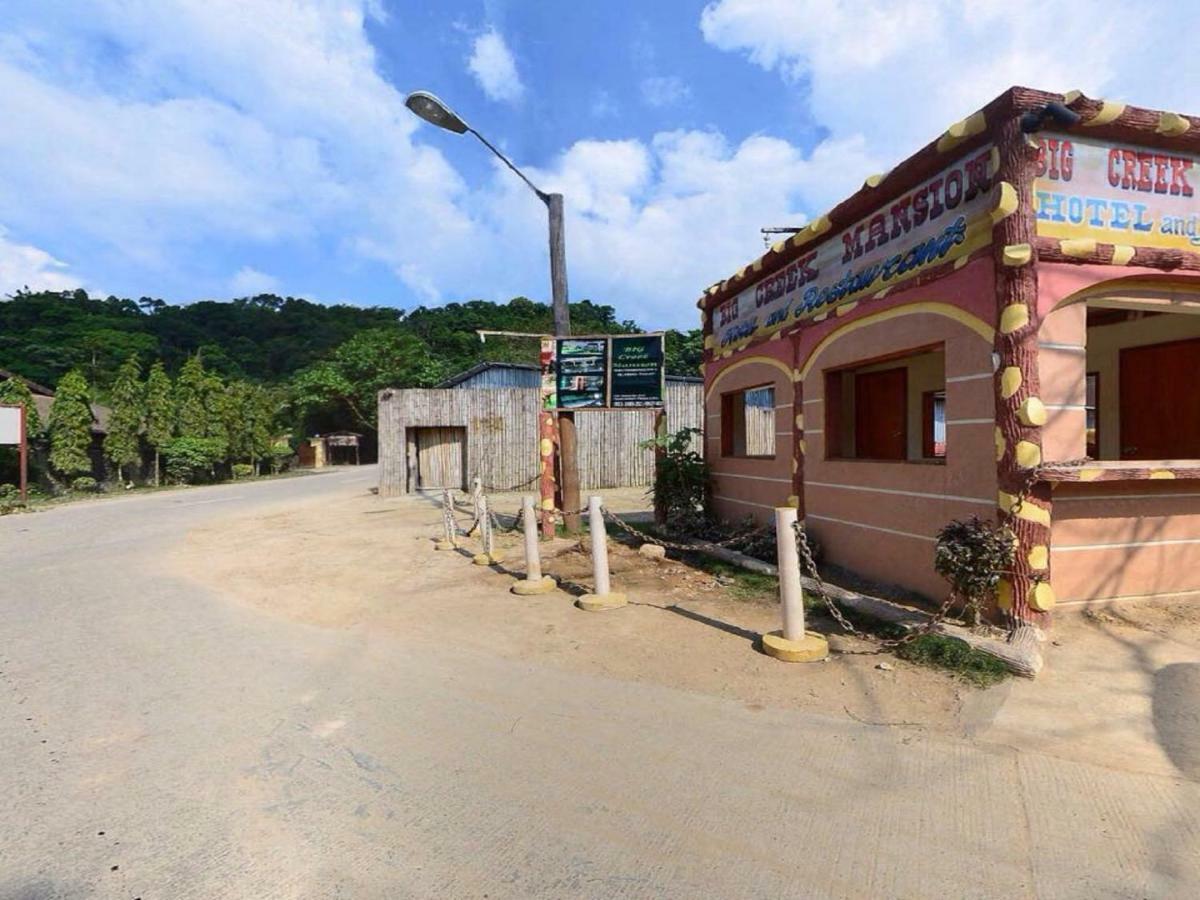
825, 346, 945, 463
721, 385, 776, 458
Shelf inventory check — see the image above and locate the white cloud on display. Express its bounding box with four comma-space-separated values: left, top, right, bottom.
229, 266, 280, 296
700, 0, 1200, 164
640, 76, 691, 109
0, 225, 81, 295
467, 28, 525, 104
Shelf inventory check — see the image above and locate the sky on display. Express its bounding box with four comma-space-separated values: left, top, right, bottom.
1, 0, 1197, 330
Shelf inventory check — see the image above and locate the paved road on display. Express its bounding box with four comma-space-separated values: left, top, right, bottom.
2, 468, 1198, 899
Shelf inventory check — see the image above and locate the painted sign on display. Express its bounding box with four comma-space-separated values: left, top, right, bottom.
1034, 135, 1200, 250
0, 405, 21, 445
556, 338, 608, 409
609, 335, 665, 407
539, 339, 558, 410
712, 146, 996, 349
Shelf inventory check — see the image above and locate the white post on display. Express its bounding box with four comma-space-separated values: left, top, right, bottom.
471, 476, 483, 522
435, 489, 457, 550
480, 494, 492, 556
523, 495, 542, 581
760, 506, 827, 662
589, 495, 610, 595
576, 495, 626, 610
511, 495, 556, 594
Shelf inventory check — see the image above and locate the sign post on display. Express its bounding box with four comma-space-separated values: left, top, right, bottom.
0, 404, 28, 504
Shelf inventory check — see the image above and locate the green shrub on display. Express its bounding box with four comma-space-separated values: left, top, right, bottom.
641, 427, 710, 535
896, 634, 1010, 687
934, 517, 1014, 625
232, 463, 255, 479
162, 436, 226, 484
71, 476, 99, 492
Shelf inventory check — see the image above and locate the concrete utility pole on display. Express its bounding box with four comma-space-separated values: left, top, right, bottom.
404, 91, 582, 534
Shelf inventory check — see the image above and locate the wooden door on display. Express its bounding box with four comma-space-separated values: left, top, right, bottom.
855, 368, 907, 460
415, 427, 467, 489
1120, 338, 1200, 460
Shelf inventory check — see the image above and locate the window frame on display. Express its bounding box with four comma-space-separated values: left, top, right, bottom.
719, 383, 778, 460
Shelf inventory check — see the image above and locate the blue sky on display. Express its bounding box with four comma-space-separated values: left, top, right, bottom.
1, 1, 1196, 329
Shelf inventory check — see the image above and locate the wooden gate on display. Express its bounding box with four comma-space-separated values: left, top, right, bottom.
412, 427, 467, 490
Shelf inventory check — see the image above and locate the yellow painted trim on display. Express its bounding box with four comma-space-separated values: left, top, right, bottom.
1017, 396, 1048, 427
936, 109, 987, 153
1015, 440, 1042, 469
996, 579, 1014, 611
1000, 303, 1030, 334
799, 302, 995, 379
991, 182, 1018, 223
1063, 89, 1082, 105
1079, 467, 1104, 481
863, 172, 886, 189
1150, 470, 1177, 480
1050, 276, 1200, 313
995, 427, 1006, 462
1003, 243, 1033, 266
1000, 366, 1023, 399
1083, 100, 1125, 127
1028, 545, 1049, 570
1110, 244, 1136, 265
999, 491, 1052, 527
705, 354, 794, 400
1060, 238, 1097, 258
1157, 111, 1191, 137
1031, 582, 1057, 612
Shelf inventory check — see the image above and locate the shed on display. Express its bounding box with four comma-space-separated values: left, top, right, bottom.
699, 85, 1200, 625
378, 363, 703, 495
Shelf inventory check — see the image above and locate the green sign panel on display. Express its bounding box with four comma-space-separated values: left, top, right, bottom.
609, 335, 665, 408
556, 338, 608, 408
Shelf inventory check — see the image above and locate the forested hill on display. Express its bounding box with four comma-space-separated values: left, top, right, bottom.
0, 290, 702, 393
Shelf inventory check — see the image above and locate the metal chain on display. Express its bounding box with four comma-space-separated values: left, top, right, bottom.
601, 506, 772, 551
791, 520, 960, 653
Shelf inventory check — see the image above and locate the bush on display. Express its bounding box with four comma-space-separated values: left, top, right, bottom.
934, 517, 1015, 625
232, 463, 255, 479
161, 436, 226, 484
641, 427, 710, 535
71, 476, 99, 492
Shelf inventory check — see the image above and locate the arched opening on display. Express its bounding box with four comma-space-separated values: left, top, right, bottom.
1041, 283, 1200, 462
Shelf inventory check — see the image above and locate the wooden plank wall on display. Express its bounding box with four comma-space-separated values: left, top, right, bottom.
378, 382, 704, 497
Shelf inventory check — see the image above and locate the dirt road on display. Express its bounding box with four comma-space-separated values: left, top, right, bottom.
3, 466, 1199, 898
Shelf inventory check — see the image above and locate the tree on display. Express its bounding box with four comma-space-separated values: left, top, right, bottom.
144, 361, 174, 485
174, 355, 209, 439
104, 355, 144, 483
0, 375, 42, 436
665, 329, 703, 377
48, 369, 94, 483
290, 329, 442, 432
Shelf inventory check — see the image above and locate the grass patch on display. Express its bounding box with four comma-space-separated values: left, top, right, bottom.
894, 634, 1009, 687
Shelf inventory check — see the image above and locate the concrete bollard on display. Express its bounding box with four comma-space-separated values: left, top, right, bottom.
512, 495, 557, 595
761, 507, 829, 662
434, 489, 458, 550
472, 494, 504, 566
576, 495, 627, 611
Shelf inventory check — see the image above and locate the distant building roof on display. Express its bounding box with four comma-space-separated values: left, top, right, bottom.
0, 368, 55, 396
2, 368, 109, 433
437, 362, 538, 388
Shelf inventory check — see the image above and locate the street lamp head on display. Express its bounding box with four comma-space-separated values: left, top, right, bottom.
405, 91, 469, 134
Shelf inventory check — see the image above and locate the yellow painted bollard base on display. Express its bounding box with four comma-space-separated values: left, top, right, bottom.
433, 540, 457, 551
761, 630, 830, 663
472, 552, 505, 566
576, 592, 628, 612
511, 575, 557, 595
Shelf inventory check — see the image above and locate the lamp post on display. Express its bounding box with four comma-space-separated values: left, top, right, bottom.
405, 91, 582, 534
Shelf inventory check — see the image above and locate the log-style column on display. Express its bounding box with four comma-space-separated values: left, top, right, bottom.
991, 117, 1055, 624
538, 409, 558, 538
790, 337, 805, 518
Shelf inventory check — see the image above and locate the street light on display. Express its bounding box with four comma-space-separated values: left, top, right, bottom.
405, 90, 580, 532
404, 91, 570, 336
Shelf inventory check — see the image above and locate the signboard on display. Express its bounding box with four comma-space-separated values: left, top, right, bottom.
556, 338, 608, 409
0, 404, 27, 503
0, 405, 21, 445
609, 335, 665, 407
539, 334, 666, 409
712, 146, 997, 350
1034, 134, 1200, 250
